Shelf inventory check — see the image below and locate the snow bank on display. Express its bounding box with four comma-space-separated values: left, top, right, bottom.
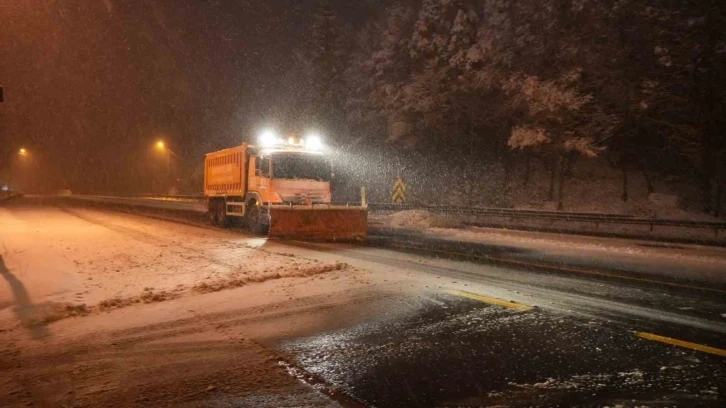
193, 262, 349, 293
97, 288, 181, 311
11, 261, 353, 327
0, 208, 366, 328
385, 210, 461, 230
13, 288, 183, 327
14, 301, 90, 326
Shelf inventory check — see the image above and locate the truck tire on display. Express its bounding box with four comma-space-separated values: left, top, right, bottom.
247, 202, 267, 235
208, 201, 218, 226
215, 200, 229, 228
208, 209, 216, 225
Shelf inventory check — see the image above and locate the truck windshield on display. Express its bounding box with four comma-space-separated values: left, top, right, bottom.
271, 153, 331, 181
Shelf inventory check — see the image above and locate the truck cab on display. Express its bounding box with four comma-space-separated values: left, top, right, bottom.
248, 148, 332, 206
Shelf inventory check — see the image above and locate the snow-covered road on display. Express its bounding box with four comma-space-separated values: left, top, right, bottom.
0, 205, 390, 407
1, 204, 724, 407
0, 206, 369, 315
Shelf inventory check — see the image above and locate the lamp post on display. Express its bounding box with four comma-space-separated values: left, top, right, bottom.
154, 141, 181, 193
8, 148, 30, 193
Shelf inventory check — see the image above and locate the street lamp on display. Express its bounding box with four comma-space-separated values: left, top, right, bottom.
8, 148, 30, 193
154, 140, 180, 160
153, 140, 181, 193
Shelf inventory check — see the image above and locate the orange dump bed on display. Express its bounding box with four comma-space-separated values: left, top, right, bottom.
204, 144, 248, 196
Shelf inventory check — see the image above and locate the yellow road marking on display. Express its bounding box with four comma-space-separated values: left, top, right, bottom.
448, 289, 532, 312
636, 332, 726, 357
387, 242, 726, 295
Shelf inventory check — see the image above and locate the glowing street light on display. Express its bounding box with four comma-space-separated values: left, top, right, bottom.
9, 148, 31, 193
154, 140, 179, 158
152, 140, 181, 193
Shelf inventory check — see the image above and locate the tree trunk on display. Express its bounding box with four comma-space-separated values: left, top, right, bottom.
700, 173, 713, 214
557, 154, 567, 210
641, 168, 654, 195
548, 157, 557, 201
715, 183, 721, 218
522, 154, 531, 187
501, 154, 513, 206
621, 169, 629, 202
564, 153, 575, 177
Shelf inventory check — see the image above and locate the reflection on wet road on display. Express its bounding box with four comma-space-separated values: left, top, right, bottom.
280, 291, 725, 407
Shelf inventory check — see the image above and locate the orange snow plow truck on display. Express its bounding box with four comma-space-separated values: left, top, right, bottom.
204, 137, 367, 241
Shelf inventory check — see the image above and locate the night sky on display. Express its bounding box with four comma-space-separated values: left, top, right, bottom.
0, 0, 373, 193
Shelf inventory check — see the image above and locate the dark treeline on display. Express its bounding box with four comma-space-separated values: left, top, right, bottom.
2, 0, 724, 213
306, 0, 726, 213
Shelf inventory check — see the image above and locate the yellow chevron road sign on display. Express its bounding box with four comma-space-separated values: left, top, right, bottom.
392, 176, 406, 204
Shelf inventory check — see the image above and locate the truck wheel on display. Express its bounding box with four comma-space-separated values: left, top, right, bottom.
247, 203, 267, 235
208, 201, 218, 225
208, 210, 216, 225
216, 201, 229, 228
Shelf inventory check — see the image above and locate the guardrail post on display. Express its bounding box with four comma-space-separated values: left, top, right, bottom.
361, 186, 367, 208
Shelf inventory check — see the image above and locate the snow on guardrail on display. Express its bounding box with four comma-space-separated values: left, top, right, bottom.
59, 195, 725, 242
64, 195, 206, 213
368, 203, 726, 233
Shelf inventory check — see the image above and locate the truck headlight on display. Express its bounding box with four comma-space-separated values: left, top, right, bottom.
259, 129, 279, 147
305, 134, 323, 151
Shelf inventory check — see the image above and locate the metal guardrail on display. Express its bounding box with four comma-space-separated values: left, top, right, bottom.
368, 203, 726, 237
65, 195, 206, 213
368, 203, 640, 219
61, 195, 725, 238
137, 194, 205, 201
0, 192, 25, 202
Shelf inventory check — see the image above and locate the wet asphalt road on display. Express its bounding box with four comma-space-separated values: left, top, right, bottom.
274, 243, 726, 407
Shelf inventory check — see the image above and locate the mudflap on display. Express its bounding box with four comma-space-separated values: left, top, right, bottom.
267, 206, 368, 241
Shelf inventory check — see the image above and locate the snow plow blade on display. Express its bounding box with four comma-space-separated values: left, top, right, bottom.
267, 206, 367, 241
